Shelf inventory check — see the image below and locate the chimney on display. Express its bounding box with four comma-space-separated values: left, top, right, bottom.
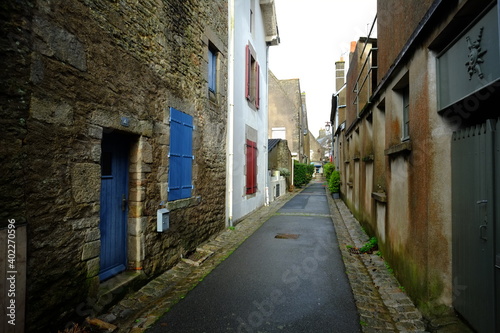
335, 57, 346, 107
335, 59, 345, 93
349, 41, 357, 63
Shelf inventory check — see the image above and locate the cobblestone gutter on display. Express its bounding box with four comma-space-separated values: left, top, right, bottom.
328, 192, 472, 333
327, 192, 428, 333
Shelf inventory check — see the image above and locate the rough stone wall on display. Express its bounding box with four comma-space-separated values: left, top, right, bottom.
0, 1, 32, 229
2, 0, 227, 330
268, 139, 292, 173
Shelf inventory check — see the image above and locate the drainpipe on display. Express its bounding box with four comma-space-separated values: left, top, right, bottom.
226, 0, 235, 227
264, 45, 270, 206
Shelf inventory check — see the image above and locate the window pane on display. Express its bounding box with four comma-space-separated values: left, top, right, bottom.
403, 87, 410, 139
208, 48, 216, 92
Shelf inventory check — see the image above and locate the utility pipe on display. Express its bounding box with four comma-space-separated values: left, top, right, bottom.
226, 0, 235, 227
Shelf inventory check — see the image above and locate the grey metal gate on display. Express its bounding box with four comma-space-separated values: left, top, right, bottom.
452, 119, 498, 333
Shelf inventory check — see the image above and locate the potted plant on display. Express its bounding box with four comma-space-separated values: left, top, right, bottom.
329, 170, 341, 199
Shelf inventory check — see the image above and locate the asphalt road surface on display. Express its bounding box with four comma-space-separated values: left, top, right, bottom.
148, 182, 360, 332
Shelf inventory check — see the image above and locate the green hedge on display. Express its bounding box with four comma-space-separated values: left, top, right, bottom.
294, 161, 314, 187
323, 162, 335, 180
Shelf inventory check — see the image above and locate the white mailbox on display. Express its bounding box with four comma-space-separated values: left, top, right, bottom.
157, 208, 170, 232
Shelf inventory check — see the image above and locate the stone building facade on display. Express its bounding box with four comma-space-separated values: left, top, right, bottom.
1, 0, 228, 330
268, 72, 310, 163
334, 0, 500, 331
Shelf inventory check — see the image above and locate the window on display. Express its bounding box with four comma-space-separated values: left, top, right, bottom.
245, 44, 260, 109
402, 86, 409, 141
393, 72, 409, 142
168, 107, 194, 201
208, 45, 217, 93
246, 139, 257, 195
272, 127, 286, 139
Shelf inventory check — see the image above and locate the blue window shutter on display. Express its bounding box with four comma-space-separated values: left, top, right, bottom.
168, 107, 194, 201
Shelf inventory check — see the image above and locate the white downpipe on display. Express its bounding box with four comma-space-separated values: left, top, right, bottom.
226, 0, 235, 227
264, 46, 270, 206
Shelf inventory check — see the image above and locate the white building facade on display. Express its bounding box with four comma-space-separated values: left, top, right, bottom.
227, 0, 279, 224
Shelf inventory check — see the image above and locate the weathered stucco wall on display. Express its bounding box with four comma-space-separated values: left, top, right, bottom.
376, 0, 434, 84
339, 0, 476, 319
268, 72, 303, 158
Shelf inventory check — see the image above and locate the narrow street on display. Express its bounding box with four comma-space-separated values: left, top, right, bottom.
98, 179, 470, 332
4, 2, 498, 332
147, 179, 360, 332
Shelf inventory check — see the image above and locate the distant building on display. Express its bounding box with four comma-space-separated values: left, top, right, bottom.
331, 57, 347, 169
268, 72, 310, 163
308, 131, 324, 171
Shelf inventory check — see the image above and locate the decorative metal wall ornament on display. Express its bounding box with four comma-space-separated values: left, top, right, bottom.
465, 27, 487, 80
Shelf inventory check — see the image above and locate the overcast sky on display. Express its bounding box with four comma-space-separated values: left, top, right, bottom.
269, 0, 377, 137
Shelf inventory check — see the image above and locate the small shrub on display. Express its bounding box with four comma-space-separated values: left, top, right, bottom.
328, 170, 341, 193
359, 237, 378, 253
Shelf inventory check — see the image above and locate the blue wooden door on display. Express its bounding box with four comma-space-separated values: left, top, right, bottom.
99, 134, 129, 281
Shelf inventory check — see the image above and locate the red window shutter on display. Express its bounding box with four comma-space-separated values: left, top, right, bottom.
251, 141, 257, 193
246, 139, 257, 194
255, 62, 260, 109
245, 45, 251, 100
